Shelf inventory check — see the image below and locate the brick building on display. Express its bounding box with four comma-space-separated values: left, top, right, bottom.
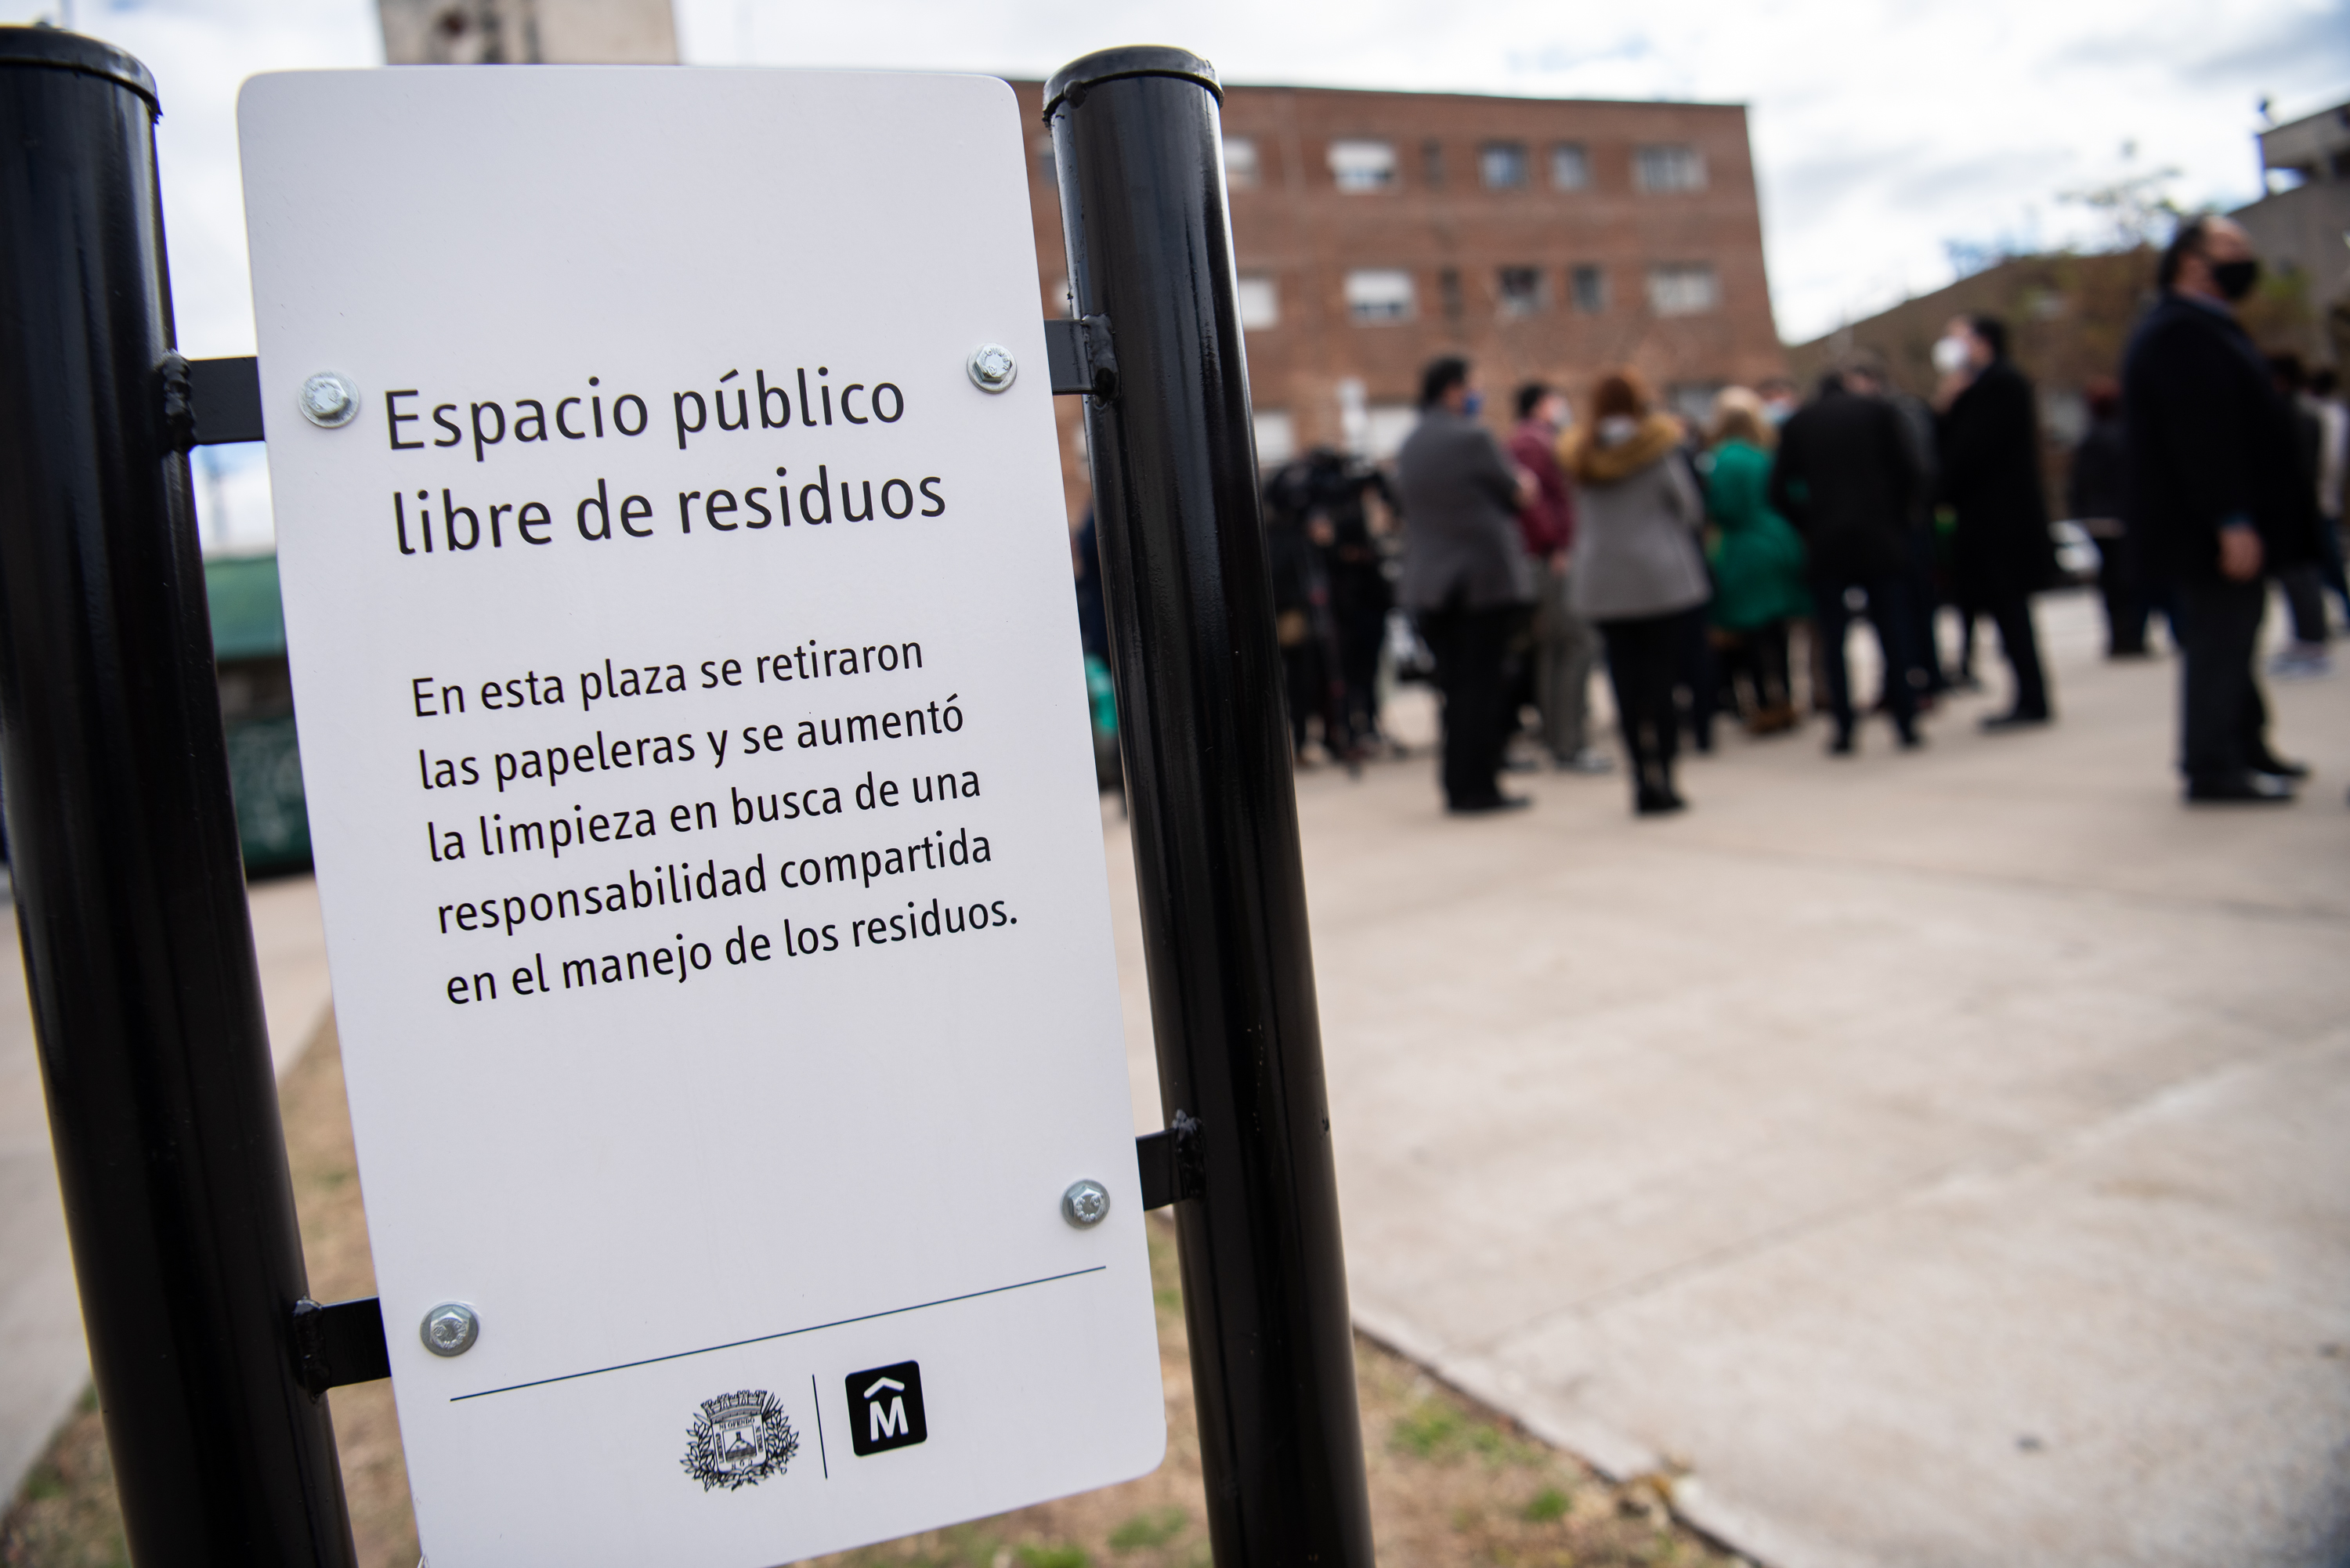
1007, 79, 1786, 518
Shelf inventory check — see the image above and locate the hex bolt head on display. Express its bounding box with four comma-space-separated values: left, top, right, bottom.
298, 371, 360, 428
420, 1301, 479, 1357
967, 343, 1018, 392
1061, 1179, 1110, 1228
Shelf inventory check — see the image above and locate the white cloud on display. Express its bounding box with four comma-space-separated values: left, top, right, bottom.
16, 0, 2348, 362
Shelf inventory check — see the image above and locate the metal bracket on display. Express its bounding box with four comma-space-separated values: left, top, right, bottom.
1137, 1111, 1203, 1210
291, 1295, 391, 1396
162, 353, 265, 450
1043, 316, 1117, 399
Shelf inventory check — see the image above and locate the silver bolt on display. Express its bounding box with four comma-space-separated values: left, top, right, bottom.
298, 371, 360, 428
1061, 1179, 1110, 1228
420, 1301, 479, 1357
967, 343, 1018, 392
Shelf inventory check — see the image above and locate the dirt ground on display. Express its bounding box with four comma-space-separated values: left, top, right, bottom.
2, 1021, 1745, 1568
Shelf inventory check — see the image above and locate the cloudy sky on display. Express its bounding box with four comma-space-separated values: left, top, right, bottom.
8, 0, 2346, 356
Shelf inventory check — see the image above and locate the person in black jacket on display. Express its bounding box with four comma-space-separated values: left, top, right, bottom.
1769, 366, 1925, 752
2066, 377, 2148, 657
2122, 214, 2316, 804
1936, 314, 2059, 728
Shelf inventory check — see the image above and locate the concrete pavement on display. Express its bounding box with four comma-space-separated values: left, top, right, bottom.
6, 590, 2343, 1567
1105, 591, 2349, 1567
0, 873, 333, 1506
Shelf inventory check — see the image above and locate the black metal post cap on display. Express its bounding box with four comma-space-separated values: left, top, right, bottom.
1043, 45, 1220, 120
0, 24, 157, 110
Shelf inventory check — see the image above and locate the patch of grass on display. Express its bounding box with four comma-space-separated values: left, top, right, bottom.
1389, 1400, 1545, 1469
1107, 1506, 1186, 1552
1391, 1401, 1466, 1458
7, 1033, 1745, 1568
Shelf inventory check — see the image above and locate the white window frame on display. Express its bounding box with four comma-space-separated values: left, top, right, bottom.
1497, 266, 1544, 317
1253, 409, 1296, 466
1328, 139, 1397, 193
1223, 135, 1261, 190
1570, 264, 1608, 314
1236, 274, 1280, 331
1363, 405, 1418, 461
1634, 144, 1707, 193
1647, 263, 1720, 316
1344, 267, 1416, 323
1479, 141, 1529, 190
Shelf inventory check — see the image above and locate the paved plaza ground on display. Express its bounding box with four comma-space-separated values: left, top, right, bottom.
1098, 591, 2350, 1568
4, 590, 2346, 1566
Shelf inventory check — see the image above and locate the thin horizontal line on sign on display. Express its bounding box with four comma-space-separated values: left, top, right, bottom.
449, 1265, 1108, 1402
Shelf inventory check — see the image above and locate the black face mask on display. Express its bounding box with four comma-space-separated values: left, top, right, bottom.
2213, 258, 2260, 302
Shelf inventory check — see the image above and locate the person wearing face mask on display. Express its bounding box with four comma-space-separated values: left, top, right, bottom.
1560, 368, 1712, 814
1933, 313, 2059, 730
2122, 214, 2318, 804
1510, 381, 1611, 773
1396, 356, 1540, 814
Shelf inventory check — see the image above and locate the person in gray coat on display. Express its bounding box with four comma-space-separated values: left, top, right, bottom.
1562, 368, 1711, 814
1396, 356, 1536, 813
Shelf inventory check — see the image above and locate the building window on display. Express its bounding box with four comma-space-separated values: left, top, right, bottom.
1668, 384, 1724, 426
1344, 268, 1415, 323
1634, 144, 1706, 193
1647, 263, 1719, 316
1224, 135, 1260, 190
1253, 410, 1296, 466
1551, 143, 1590, 190
1034, 137, 1057, 185
1480, 142, 1528, 190
1328, 139, 1397, 192
1498, 266, 1544, 316
1236, 275, 1279, 330
1422, 139, 1447, 188
1364, 405, 1419, 461
1570, 265, 1607, 313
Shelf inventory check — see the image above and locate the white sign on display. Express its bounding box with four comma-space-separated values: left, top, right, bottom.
239, 67, 1162, 1567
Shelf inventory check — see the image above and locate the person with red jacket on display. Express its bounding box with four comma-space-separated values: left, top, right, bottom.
1510, 381, 1610, 771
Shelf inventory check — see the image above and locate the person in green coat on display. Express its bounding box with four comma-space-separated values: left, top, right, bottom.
1705, 388, 1810, 733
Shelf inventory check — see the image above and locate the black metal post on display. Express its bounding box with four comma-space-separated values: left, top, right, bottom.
1045, 47, 1375, 1567
0, 28, 356, 1567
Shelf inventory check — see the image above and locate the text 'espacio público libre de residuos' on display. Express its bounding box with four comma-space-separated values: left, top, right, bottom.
378, 362, 949, 557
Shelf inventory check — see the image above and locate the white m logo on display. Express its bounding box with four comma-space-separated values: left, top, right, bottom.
862, 1374, 909, 1443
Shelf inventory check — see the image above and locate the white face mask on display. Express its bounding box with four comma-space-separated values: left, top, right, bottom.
1932, 336, 1972, 376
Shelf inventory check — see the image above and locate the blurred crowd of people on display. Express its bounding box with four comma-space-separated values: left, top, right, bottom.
1225, 211, 2343, 816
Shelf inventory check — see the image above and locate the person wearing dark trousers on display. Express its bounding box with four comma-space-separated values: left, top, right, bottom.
2067, 377, 2150, 657
2122, 215, 2317, 804
1560, 368, 1712, 814
1851, 352, 1950, 693
1396, 356, 1536, 814
2266, 353, 2334, 680
1769, 361, 1926, 752
1935, 313, 2058, 728
2307, 367, 2350, 624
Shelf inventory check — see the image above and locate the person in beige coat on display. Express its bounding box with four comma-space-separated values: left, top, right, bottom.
1560, 368, 1710, 814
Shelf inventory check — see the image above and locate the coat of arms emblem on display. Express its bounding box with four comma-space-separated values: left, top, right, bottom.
681, 1388, 799, 1491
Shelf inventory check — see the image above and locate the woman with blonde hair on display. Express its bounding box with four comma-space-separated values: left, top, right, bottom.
1705, 388, 1810, 734
1559, 368, 1711, 814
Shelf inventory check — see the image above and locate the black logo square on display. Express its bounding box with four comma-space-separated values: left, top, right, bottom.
845, 1360, 927, 1456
